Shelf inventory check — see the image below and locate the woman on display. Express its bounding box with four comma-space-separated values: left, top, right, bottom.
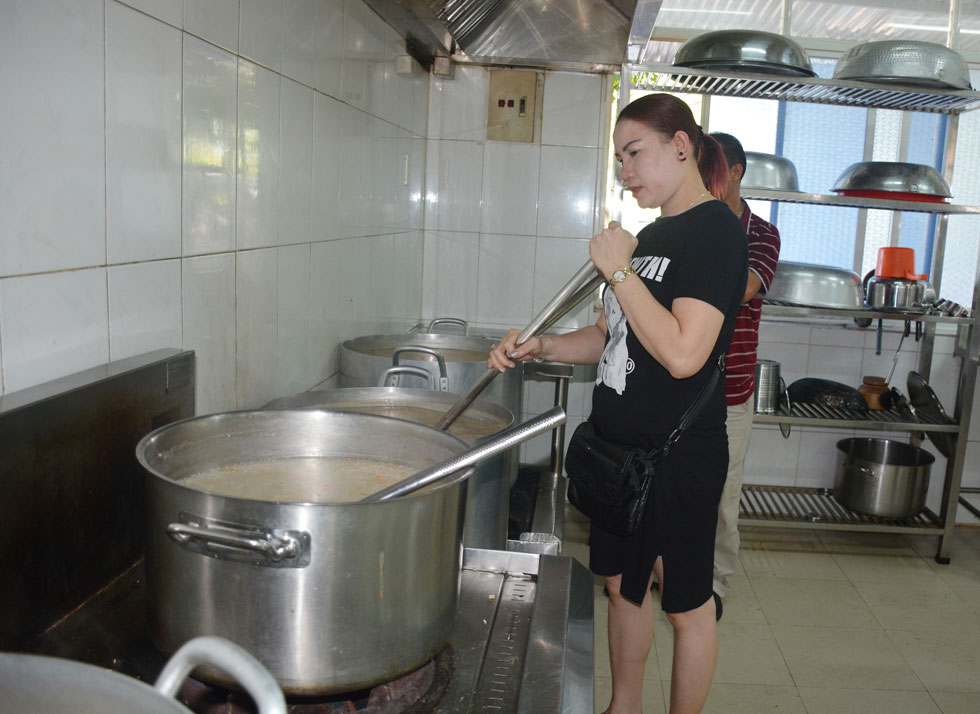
488, 93, 747, 714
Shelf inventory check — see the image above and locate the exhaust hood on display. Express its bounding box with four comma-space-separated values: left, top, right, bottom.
367, 0, 664, 71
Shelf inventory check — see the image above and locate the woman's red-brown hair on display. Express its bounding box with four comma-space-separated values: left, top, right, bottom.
616, 93, 729, 201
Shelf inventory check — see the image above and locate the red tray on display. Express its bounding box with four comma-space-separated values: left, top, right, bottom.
833, 189, 951, 203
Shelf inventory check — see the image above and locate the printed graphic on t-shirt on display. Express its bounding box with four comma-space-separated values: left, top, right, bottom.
596, 255, 669, 394
634, 255, 670, 282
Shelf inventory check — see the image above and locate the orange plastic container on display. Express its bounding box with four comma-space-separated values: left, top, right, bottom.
876, 247, 928, 280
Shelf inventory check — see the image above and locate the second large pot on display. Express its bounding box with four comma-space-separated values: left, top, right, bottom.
138, 410, 472, 695
263, 385, 515, 549
340, 333, 524, 455
834, 437, 933, 518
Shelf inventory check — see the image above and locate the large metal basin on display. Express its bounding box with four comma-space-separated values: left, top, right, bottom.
264, 387, 514, 549
138, 409, 471, 695
832, 161, 951, 199
673, 29, 815, 77
743, 152, 799, 192
766, 261, 864, 309
833, 40, 971, 90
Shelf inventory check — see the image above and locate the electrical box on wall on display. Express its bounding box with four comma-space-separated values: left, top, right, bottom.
487, 70, 537, 143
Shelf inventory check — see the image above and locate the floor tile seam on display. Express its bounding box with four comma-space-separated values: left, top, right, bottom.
851, 576, 906, 636
878, 626, 940, 696
739, 566, 808, 694
745, 573, 886, 631
850, 577, 980, 625
742, 570, 850, 582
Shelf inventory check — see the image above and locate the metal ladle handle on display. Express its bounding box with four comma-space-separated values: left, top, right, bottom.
362, 406, 566, 502
433, 260, 602, 431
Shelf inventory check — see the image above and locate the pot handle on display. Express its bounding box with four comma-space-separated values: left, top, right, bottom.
779, 377, 791, 439
166, 519, 311, 568
391, 345, 450, 391
378, 365, 435, 390
426, 317, 469, 335
842, 463, 877, 479
155, 636, 286, 714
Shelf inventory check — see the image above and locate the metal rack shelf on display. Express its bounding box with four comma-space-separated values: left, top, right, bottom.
631, 63, 980, 114
761, 302, 973, 325
739, 485, 942, 534
622, 58, 979, 563
753, 401, 958, 432
741, 188, 980, 214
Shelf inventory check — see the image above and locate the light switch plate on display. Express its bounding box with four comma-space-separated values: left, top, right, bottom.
487, 69, 537, 142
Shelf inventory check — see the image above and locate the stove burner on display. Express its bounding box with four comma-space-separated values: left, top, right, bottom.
178, 646, 454, 714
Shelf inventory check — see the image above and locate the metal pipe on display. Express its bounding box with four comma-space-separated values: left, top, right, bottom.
434, 260, 602, 431
364, 407, 566, 502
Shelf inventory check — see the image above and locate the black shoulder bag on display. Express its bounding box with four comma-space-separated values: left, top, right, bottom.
564, 356, 724, 537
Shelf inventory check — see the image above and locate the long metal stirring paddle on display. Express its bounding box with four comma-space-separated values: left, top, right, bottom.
433, 260, 604, 431
361, 406, 566, 502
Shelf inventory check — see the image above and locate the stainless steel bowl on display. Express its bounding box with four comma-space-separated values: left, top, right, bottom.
673, 30, 816, 77
743, 152, 799, 191
766, 261, 864, 309
833, 40, 971, 90
832, 161, 951, 198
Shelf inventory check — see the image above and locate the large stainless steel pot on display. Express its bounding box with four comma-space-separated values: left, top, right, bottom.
138, 410, 473, 695
834, 437, 933, 518
263, 383, 515, 549
340, 333, 524, 482
0, 636, 285, 714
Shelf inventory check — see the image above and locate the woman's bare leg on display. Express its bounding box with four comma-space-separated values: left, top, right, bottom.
603, 571, 657, 714
658, 554, 717, 714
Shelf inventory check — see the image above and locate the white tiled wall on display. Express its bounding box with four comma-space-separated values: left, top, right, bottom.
2, 1, 978, 528
421, 68, 609, 463
0, 0, 427, 415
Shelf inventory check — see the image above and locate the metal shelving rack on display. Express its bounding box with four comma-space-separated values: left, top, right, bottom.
621, 63, 980, 561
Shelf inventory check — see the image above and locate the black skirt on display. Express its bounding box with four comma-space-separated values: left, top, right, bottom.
588, 423, 728, 612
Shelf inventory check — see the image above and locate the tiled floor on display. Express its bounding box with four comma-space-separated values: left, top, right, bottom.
562, 506, 980, 714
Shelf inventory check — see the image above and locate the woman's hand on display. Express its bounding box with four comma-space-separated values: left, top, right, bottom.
590, 221, 638, 280
487, 330, 545, 372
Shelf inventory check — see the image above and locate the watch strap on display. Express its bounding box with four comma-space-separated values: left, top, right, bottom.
609, 266, 635, 285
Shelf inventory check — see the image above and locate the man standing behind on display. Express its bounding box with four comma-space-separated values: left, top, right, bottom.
709, 132, 781, 610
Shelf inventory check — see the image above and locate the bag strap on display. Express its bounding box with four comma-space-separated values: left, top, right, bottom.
649, 354, 725, 458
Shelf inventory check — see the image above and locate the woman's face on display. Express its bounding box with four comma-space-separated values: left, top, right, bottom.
613, 119, 682, 210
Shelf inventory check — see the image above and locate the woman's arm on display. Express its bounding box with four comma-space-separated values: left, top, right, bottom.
607, 280, 723, 378
590, 221, 724, 379
488, 314, 608, 371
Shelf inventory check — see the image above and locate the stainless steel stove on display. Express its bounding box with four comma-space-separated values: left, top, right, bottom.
1, 350, 594, 713
24, 547, 592, 713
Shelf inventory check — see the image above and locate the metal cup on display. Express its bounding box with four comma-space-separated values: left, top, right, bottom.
754, 359, 782, 414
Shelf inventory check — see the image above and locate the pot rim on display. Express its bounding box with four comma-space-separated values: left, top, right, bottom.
136, 408, 474, 505
835, 436, 936, 466
262, 386, 514, 427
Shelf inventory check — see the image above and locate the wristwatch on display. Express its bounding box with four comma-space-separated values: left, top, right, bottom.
608, 266, 635, 286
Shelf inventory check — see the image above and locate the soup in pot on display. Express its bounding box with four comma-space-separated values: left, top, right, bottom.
180, 456, 420, 503
333, 403, 502, 440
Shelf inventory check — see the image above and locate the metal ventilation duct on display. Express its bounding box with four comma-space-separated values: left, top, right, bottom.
367, 0, 663, 71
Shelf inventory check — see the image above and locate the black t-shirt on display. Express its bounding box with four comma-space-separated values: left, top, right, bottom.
590, 200, 747, 447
